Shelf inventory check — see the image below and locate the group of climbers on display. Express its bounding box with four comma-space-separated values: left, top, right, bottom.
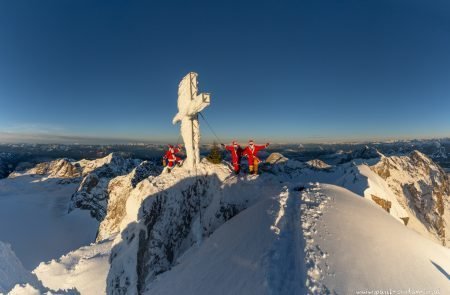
222, 140, 269, 175
162, 140, 269, 175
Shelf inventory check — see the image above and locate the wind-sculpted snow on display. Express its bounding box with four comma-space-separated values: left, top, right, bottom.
34, 237, 114, 294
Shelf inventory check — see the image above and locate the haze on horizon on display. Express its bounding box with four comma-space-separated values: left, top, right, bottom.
1, 0, 449, 145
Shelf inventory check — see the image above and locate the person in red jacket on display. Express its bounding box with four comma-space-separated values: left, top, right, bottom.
242, 140, 269, 174
222, 140, 243, 174
163, 144, 183, 172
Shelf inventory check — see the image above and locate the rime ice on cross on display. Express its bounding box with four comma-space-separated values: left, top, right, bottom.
172, 72, 211, 169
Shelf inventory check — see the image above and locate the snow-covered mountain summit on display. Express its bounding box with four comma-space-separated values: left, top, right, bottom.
104, 150, 449, 294
23, 158, 82, 179
1, 149, 449, 294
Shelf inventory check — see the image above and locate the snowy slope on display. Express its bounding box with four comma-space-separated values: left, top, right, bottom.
0, 175, 98, 270
144, 184, 450, 294
144, 186, 306, 295
311, 184, 450, 293
33, 238, 114, 294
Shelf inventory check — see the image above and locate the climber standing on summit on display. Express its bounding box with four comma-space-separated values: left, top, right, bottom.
242, 140, 269, 175
222, 141, 243, 174
163, 144, 184, 172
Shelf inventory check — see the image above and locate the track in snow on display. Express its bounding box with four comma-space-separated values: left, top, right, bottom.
267, 186, 306, 295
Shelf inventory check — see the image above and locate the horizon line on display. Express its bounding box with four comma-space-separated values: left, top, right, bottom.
0, 132, 449, 146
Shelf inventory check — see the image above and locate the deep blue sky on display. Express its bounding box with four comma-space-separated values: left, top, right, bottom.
0, 0, 449, 144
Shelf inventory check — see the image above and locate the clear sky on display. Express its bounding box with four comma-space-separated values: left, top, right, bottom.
0, 0, 449, 144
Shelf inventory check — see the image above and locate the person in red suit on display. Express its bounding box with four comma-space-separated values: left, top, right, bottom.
242, 140, 269, 174
163, 144, 183, 172
222, 140, 243, 174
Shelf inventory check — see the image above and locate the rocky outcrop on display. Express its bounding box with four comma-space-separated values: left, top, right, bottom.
371, 150, 450, 245
96, 161, 162, 241
69, 153, 143, 221
306, 159, 332, 170
335, 146, 382, 164
107, 162, 275, 295
265, 153, 288, 165
27, 159, 82, 178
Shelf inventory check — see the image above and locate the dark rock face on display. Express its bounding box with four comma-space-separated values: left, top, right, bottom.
0, 153, 17, 179
131, 161, 161, 188
337, 146, 382, 164
0, 159, 9, 179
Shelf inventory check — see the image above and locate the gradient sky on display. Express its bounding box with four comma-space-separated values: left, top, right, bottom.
0, 0, 449, 144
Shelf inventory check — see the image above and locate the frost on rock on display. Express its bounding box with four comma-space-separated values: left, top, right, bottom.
172, 72, 211, 170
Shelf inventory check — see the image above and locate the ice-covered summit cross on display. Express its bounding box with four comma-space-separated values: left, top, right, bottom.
173, 72, 211, 169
